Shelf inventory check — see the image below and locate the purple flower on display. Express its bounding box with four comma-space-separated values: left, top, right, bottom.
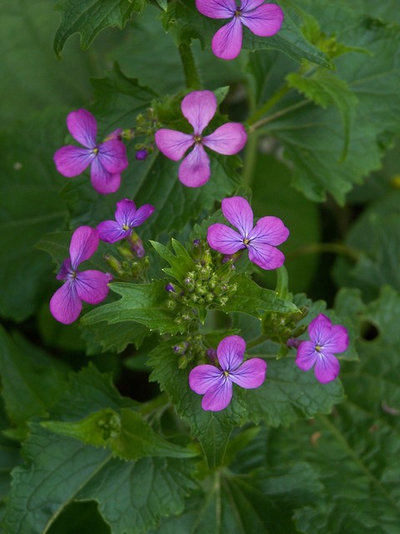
189, 335, 266, 411
97, 199, 155, 244
295, 314, 349, 383
135, 149, 148, 160
54, 109, 128, 195
50, 226, 112, 325
155, 90, 247, 187
207, 196, 289, 270
196, 0, 284, 60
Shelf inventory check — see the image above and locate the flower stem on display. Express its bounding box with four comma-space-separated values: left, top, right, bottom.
275, 265, 290, 300
249, 99, 309, 133
178, 42, 201, 90
247, 84, 290, 125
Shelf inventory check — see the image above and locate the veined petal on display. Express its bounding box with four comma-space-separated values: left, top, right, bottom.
212, 17, 243, 60
203, 123, 247, 155
181, 91, 217, 135
66, 109, 97, 148
56, 258, 72, 281
240, 0, 264, 10
322, 324, 349, 354
90, 159, 121, 195
248, 216, 289, 246
241, 3, 284, 37
69, 226, 99, 269
308, 314, 333, 345
295, 341, 318, 371
189, 364, 223, 394
129, 204, 155, 227
97, 220, 129, 243
202, 377, 233, 411
155, 129, 194, 161
75, 270, 112, 304
196, 0, 236, 19
97, 140, 128, 173
50, 281, 82, 325
114, 199, 137, 227
229, 358, 267, 389
179, 144, 211, 187
217, 335, 246, 371
248, 241, 285, 270
54, 146, 94, 177
314, 352, 340, 383
207, 223, 244, 255
221, 196, 253, 237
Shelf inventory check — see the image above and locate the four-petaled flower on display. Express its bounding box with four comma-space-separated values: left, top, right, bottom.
189, 335, 266, 411
97, 198, 155, 243
196, 0, 284, 60
295, 314, 349, 383
54, 109, 128, 195
155, 90, 247, 187
207, 196, 289, 270
50, 226, 112, 324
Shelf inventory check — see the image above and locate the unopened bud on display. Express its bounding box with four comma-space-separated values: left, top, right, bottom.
135, 149, 148, 160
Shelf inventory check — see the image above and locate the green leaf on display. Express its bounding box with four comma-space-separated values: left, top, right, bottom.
81, 281, 181, 335
81, 320, 149, 354
0, 327, 68, 430
151, 239, 196, 283
53, 0, 145, 55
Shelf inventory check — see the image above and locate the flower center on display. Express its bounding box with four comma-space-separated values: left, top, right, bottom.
193, 135, 202, 144
92, 147, 99, 155
122, 224, 130, 231
234, 9, 242, 17
315, 345, 322, 352
223, 370, 230, 377
243, 238, 250, 245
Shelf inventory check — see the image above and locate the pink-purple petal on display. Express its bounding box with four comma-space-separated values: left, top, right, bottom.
97, 220, 130, 243
195, 0, 236, 19
248, 216, 289, 246
212, 17, 243, 60
178, 144, 211, 187
66, 109, 97, 148
155, 129, 194, 161
229, 358, 267, 389
247, 241, 285, 270
75, 270, 112, 304
114, 199, 137, 227
189, 364, 223, 395
240, 0, 264, 10
295, 341, 318, 372
314, 353, 340, 384
50, 281, 82, 325
203, 123, 247, 155
207, 223, 245, 255
54, 146, 94, 177
308, 314, 333, 345
241, 3, 284, 37
69, 226, 99, 269
323, 325, 349, 354
97, 140, 128, 173
129, 204, 155, 227
181, 91, 217, 135
90, 158, 121, 195
221, 196, 254, 237
217, 335, 246, 371
201, 378, 233, 411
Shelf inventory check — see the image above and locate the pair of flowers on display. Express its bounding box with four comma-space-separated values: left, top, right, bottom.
190, 316, 349, 411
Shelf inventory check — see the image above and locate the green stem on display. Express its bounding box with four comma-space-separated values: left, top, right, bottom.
178, 42, 201, 90
247, 335, 268, 349
287, 242, 360, 262
242, 130, 259, 187
275, 265, 289, 300
248, 84, 290, 125
249, 99, 309, 133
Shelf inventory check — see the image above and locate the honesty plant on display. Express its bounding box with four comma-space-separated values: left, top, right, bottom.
54, 109, 128, 194
97, 199, 155, 244
155, 90, 247, 187
196, 0, 284, 60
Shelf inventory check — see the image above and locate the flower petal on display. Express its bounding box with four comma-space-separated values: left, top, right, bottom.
97, 140, 128, 173
181, 91, 217, 135
323, 325, 349, 354
56, 258, 72, 281
248, 216, 289, 246
178, 144, 211, 187
54, 146, 94, 177
189, 364, 223, 394
155, 129, 194, 161
240, 0, 264, 10
75, 270, 112, 304
241, 3, 284, 37
212, 17, 243, 60
308, 314, 333, 345
295, 341, 318, 372
314, 353, 340, 384
195, 0, 236, 19
221, 196, 254, 237
202, 377, 233, 411
90, 158, 121, 195
69, 226, 99, 269
50, 281, 82, 325
97, 220, 129, 243
129, 204, 155, 227
207, 223, 245, 255
217, 335, 246, 371
229, 358, 267, 389
114, 199, 136, 226
247, 241, 285, 270
203, 123, 247, 155
66, 109, 97, 148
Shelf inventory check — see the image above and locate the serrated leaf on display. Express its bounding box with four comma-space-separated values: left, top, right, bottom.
151, 239, 195, 283
53, 0, 145, 55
